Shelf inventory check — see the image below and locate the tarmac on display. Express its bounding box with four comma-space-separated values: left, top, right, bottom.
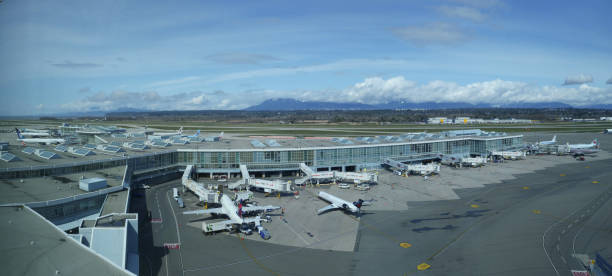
132, 132, 612, 275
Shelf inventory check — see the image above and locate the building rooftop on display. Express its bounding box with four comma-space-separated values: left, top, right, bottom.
0, 129, 520, 169
0, 166, 125, 204
100, 189, 129, 216
0, 205, 132, 276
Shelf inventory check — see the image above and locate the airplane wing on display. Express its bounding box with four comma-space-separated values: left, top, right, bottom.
242, 205, 280, 213
183, 207, 223, 215
317, 204, 340, 215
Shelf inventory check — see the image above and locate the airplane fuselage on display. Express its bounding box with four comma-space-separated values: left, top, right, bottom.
568, 141, 597, 149
318, 191, 360, 213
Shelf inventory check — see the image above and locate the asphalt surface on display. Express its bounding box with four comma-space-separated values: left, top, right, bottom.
134, 156, 612, 276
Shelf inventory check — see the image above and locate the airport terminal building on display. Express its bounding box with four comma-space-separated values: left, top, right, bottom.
1, 129, 522, 179
0, 128, 522, 275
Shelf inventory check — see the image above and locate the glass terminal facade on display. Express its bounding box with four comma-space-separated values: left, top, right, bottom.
0, 134, 522, 178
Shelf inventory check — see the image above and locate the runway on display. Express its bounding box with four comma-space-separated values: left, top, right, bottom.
135, 157, 612, 276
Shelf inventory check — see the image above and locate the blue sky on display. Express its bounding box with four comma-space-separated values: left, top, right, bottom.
0, 0, 611, 115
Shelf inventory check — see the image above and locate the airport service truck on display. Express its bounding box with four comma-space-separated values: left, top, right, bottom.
202, 221, 233, 234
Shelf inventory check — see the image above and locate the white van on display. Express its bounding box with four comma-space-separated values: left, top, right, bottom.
173, 188, 179, 200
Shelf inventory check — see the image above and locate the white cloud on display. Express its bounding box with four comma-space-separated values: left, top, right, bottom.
333, 77, 612, 106
61, 76, 612, 113
436, 5, 486, 22
392, 22, 469, 45
606, 77, 612, 84
190, 95, 205, 105
36, 104, 44, 110
563, 74, 593, 85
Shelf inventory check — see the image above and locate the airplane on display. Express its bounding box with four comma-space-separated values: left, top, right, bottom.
316, 191, 371, 216
155, 126, 183, 136
203, 131, 224, 142
570, 148, 600, 156
185, 130, 200, 138
15, 128, 64, 145
538, 135, 556, 145
183, 194, 280, 226
567, 139, 599, 150
18, 129, 50, 138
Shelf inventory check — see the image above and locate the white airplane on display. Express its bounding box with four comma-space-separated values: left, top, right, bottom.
15, 128, 64, 145
183, 194, 280, 225
567, 139, 598, 150
18, 129, 50, 137
185, 130, 200, 138
538, 135, 556, 145
155, 126, 183, 136
203, 131, 224, 142
317, 191, 371, 216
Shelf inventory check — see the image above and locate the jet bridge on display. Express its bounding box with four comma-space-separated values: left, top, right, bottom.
490, 151, 526, 160
182, 165, 220, 203
234, 164, 292, 193
460, 157, 487, 167
298, 163, 378, 184
384, 158, 440, 175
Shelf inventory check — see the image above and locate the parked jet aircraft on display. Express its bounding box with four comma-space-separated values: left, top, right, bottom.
18, 131, 50, 137
538, 135, 556, 145
183, 194, 280, 225
567, 139, 599, 150
15, 128, 64, 145
203, 131, 224, 142
564, 139, 599, 156
155, 126, 183, 136
570, 148, 600, 156
316, 191, 371, 216
18, 128, 51, 138
185, 130, 200, 138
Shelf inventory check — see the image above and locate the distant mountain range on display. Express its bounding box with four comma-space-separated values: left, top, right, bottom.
6, 99, 609, 118
244, 98, 580, 111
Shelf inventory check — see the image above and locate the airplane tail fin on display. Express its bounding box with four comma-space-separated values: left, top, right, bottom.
15, 128, 23, 139
196, 130, 200, 136
593, 139, 599, 148
353, 199, 364, 209
552, 135, 556, 142
179, 126, 183, 134
219, 132, 224, 138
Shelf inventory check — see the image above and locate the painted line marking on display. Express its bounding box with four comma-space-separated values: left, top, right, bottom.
561, 256, 567, 264
400, 242, 412, 248
532, 210, 542, 214
568, 224, 573, 229
470, 204, 480, 208
560, 174, 566, 177
562, 230, 566, 234
417, 263, 431, 271
556, 244, 560, 252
